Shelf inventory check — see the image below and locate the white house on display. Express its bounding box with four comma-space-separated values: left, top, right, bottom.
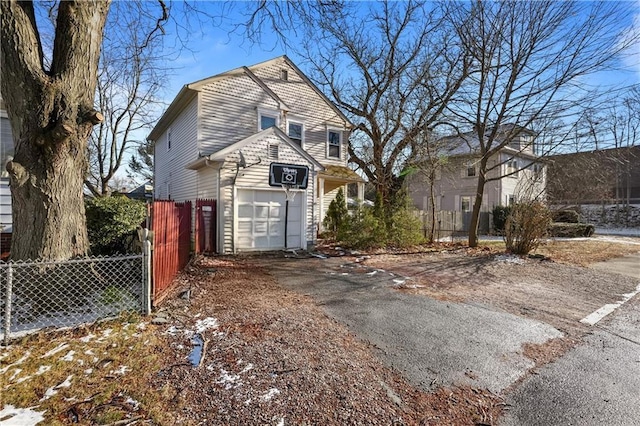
409, 125, 546, 222
148, 56, 364, 253
0, 97, 14, 233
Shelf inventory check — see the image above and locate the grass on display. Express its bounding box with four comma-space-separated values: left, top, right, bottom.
1, 313, 175, 425
478, 239, 639, 266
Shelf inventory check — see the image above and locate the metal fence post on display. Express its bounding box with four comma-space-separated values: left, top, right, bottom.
4, 263, 13, 346
142, 229, 152, 315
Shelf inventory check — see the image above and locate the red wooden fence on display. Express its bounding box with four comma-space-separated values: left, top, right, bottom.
195, 199, 217, 254
151, 200, 191, 304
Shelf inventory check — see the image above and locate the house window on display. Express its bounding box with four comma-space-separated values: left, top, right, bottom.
327, 130, 341, 159
506, 160, 518, 177
281, 69, 288, 81
167, 128, 172, 151
288, 122, 303, 146
466, 163, 476, 177
260, 114, 277, 131
269, 144, 279, 160
533, 163, 544, 179
507, 195, 516, 206
461, 196, 471, 212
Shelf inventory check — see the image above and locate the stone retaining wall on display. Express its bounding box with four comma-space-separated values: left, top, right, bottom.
552, 204, 640, 228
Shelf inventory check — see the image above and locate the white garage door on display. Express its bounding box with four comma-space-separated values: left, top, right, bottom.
237, 189, 303, 251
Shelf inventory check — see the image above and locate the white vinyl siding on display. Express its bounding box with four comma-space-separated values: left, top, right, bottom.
199, 73, 280, 155
153, 98, 198, 202
250, 60, 348, 166
218, 133, 316, 253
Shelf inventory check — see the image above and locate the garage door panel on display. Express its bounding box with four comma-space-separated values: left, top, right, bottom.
236, 189, 303, 251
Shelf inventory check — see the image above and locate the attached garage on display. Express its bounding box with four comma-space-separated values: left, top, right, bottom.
236, 189, 304, 251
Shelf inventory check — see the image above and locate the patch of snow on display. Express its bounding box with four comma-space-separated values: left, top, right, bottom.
79, 333, 96, 343
277, 419, 285, 426
40, 375, 73, 401
310, 252, 328, 259
40, 343, 69, 358
60, 351, 75, 362
36, 366, 51, 376
392, 278, 406, 286
8, 368, 22, 381
83, 349, 95, 356
164, 326, 181, 336
595, 227, 640, 237
341, 272, 349, 276
1, 351, 31, 374
366, 270, 378, 276
240, 363, 254, 374
195, 317, 219, 333
136, 322, 147, 330
84, 369, 93, 375
111, 366, 131, 376
244, 399, 252, 405
215, 369, 242, 390
125, 397, 140, 411
260, 388, 281, 402
494, 254, 525, 264
0, 405, 46, 426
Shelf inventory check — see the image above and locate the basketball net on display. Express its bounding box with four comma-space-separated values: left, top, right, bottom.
281, 183, 297, 202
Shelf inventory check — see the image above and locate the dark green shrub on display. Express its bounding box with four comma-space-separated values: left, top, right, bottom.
505, 201, 552, 255
338, 205, 388, 249
85, 196, 147, 255
548, 223, 595, 238
323, 188, 348, 237
551, 209, 580, 223
492, 205, 511, 233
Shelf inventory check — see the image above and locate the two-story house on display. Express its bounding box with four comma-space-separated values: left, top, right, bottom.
148, 56, 364, 253
409, 125, 545, 231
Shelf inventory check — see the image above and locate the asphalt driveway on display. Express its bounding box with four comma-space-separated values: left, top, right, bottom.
266, 255, 563, 394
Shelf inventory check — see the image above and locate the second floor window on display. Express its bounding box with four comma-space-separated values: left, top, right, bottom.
260, 114, 277, 130
328, 130, 341, 159
506, 160, 518, 177
289, 122, 303, 146
466, 163, 476, 177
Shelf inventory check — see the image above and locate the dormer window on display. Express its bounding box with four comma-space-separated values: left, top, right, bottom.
327, 129, 341, 159
258, 109, 279, 131
466, 163, 476, 177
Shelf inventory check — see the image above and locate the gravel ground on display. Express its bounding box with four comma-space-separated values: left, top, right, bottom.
150, 256, 504, 425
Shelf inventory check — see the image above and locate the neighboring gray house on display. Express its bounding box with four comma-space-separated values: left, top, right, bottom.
0, 97, 14, 233
148, 56, 364, 253
409, 125, 545, 218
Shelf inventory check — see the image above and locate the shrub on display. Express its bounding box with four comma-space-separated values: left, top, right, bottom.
386, 191, 425, 248
323, 188, 348, 237
551, 209, 581, 223
504, 201, 552, 255
548, 223, 595, 238
85, 195, 147, 255
492, 205, 512, 233
338, 205, 388, 250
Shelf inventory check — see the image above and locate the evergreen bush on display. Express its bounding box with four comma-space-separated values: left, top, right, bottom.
85, 195, 147, 255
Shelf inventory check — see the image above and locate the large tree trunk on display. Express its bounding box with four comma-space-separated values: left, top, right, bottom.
468, 158, 488, 248
1, 1, 110, 260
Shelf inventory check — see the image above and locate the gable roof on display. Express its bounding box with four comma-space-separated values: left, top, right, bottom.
438, 124, 538, 159
148, 55, 353, 141
186, 126, 324, 171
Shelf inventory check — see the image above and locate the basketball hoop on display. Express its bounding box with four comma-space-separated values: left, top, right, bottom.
281, 183, 298, 202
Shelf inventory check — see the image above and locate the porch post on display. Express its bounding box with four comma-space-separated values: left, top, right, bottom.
357, 182, 365, 204
318, 177, 325, 232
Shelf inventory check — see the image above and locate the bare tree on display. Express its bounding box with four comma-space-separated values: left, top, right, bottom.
85, 2, 168, 197
444, 0, 637, 247
0, 0, 168, 260
238, 1, 469, 212
128, 139, 154, 184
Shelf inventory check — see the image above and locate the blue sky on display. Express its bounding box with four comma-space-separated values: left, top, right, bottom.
157, 0, 640, 104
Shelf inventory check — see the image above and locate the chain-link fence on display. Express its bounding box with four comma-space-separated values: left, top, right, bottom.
2, 253, 150, 344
